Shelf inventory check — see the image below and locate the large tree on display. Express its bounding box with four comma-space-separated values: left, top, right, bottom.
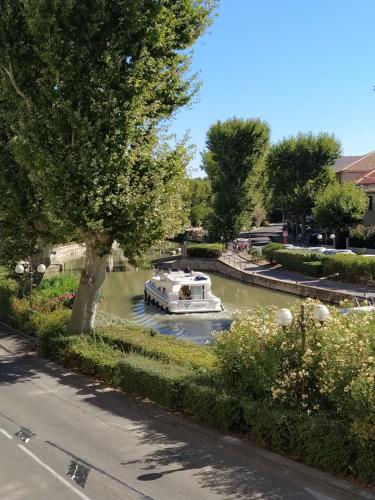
0, 0, 216, 332
313, 181, 367, 247
187, 178, 213, 228
203, 118, 270, 240
266, 133, 341, 234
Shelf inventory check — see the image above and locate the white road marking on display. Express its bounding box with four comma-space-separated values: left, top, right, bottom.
0, 429, 13, 440
18, 444, 92, 500
304, 487, 335, 500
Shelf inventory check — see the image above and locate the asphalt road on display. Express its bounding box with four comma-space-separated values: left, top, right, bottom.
0, 326, 373, 500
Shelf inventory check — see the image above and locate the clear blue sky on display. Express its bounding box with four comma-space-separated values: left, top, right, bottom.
170, 0, 375, 177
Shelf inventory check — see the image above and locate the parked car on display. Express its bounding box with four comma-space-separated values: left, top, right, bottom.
284, 244, 301, 250
308, 246, 327, 253
324, 249, 355, 255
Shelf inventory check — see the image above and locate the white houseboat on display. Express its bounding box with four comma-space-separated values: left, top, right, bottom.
144, 268, 223, 314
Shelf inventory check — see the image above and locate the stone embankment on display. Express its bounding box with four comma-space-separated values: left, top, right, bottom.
47, 243, 85, 273
155, 253, 375, 304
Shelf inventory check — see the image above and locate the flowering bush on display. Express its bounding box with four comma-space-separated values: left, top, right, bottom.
55, 292, 76, 309
214, 301, 375, 425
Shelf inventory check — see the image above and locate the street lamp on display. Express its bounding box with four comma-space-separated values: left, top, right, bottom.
15, 260, 47, 308
276, 303, 330, 403
317, 234, 323, 246
276, 304, 330, 330
329, 233, 335, 248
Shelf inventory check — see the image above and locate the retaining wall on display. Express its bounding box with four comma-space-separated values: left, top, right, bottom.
161, 257, 359, 305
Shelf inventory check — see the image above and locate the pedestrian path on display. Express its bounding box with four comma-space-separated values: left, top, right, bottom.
220, 252, 375, 301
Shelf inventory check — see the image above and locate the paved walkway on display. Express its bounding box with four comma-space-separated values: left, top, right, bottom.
220, 252, 375, 301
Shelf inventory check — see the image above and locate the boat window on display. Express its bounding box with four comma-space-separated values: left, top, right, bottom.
190, 285, 204, 300
179, 285, 191, 300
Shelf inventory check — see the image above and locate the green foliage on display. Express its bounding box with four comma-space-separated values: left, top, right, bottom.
186, 178, 213, 227
182, 383, 243, 430
93, 321, 216, 371
214, 302, 375, 420
350, 224, 375, 248
64, 336, 123, 387
300, 261, 323, 277
118, 355, 190, 410
248, 247, 262, 263
243, 401, 354, 474
313, 182, 368, 233
203, 118, 270, 241
273, 249, 326, 275
186, 243, 223, 258
274, 249, 375, 283
37, 275, 78, 298
0, 272, 18, 324
0, 0, 217, 331
322, 254, 375, 284
266, 133, 341, 221
262, 243, 284, 262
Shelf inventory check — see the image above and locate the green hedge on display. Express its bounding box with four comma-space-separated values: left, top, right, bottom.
35, 330, 375, 482
182, 383, 242, 430
262, 243, 284, 263
273, 249, 325, 276
322, 255, 375, 284
186, 243, 223, 258
93, 322, 216, 372
274, 249, 375, 283
241, 401, 357, 477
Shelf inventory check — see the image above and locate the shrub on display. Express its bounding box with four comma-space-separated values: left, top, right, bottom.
186, 243, 223, 258
0, 274, 19, 324
37, 275, 78, 298
214, 302, 375, 420
262, 243, 284, 263
322, 255, 375, 284
248, 247, 262, 263
118, 355, 191, 409
273, 250, 326, 277
350, 224, 375, 249
241, 400, 356, 474
63, 336, 123, 386
300, 261, 323, 277
182, 383, 243, 430
94, 320, 217, 372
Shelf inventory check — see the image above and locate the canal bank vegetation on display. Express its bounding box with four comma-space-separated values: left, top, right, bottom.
1, 272, 375, 485
186, 243, 223, 258
263, 243, 375, 284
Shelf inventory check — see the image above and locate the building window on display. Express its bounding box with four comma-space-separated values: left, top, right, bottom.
368, 195, 373, 211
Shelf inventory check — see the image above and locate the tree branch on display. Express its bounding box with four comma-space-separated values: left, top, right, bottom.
1, 62, 31, 109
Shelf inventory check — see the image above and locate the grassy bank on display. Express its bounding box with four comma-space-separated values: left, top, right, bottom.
1, 270, 375, 485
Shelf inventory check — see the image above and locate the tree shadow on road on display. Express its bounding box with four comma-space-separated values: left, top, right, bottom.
0, 353, 320, 499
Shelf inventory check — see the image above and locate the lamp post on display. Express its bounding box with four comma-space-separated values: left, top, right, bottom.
317, 233, 323, 246
15, 261, 46, 308
276, 303, 330, 403
329, 233, 335, 249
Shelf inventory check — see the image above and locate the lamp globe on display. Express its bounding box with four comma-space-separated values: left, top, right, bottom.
313, 304, 330, 323
276, 308, 293, 327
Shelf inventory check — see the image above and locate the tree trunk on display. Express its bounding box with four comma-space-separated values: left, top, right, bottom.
68, 239, 108, 334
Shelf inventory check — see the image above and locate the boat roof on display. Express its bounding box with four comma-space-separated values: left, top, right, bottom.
153, 269, 210, 285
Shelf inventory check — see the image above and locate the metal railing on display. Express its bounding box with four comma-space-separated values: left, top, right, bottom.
221, 252, 250, 272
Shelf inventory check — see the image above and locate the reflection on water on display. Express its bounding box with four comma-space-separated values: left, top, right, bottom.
64, 253, 301, 344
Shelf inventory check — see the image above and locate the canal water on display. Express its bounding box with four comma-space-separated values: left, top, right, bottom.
64, 254, 301, 344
